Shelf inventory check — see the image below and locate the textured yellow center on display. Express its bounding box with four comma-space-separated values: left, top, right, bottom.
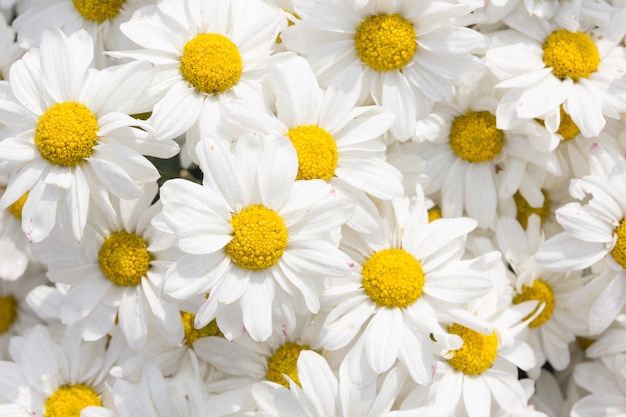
361, 248, 424, 308
180, 33, 243, 95
611, 219, 626, 269
285, 125, 338, 181
225, 205, 288, 271
7, 192, 28, 220
428, 207, 442, 223
354, 14, 417, 71
44, 384, 102, 417
513, 190, 550, 230
0, 295, 17, 334
512, 279, 555, 328
181, 311, 223, 346
447, 324, 498, 375
266, 342, 310, 387
98, 231, 151, 287
542, 30, 600, 81
449, 111, 504, 163
35, 102, 98, 167
72, 0, 125, 22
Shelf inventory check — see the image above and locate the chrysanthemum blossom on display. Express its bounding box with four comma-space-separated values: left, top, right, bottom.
110, 0, 281, 162
30, 182, 182, 350
0, 28, 177, 243
537, 142, 626, 335
158, 133, 355, 343
320, 186, 496, 385
281, 0, 487, 141
486, 9, 626, 138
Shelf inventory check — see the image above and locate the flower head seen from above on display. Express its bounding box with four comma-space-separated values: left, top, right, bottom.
281, 0, 487, 141
159, 133, 355, 343
111, 0, 281, 162
0, 27, 177, 243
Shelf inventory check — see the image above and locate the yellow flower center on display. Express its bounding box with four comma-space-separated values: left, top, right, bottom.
611, 219, 626, 269
7, 192, 28, 220
513, 190, 550, 230
98, 231, 151, 287
0, 295, 17, 334
35, 102, 99, 167
361, 248, 425, 308
542, 30, 600, 81
447, 323, 498, 375
44, 384, 102, 417
354, 14, 417, 71
180, 33, 243, 95
181, 311, 223, 346
285, 125, 338, 181
225, 205, 288, 271
449, 111, 504, 163
512, 279, 555, 328
428, 206, 442, 223
72, 0, 125, 22
266, 342, 310, 387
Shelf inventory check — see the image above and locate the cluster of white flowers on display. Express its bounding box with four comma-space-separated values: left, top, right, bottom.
1, 0, 626, 416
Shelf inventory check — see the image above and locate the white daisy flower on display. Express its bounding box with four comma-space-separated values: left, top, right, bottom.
496, 215, 591, 376
12, 0, 156, 67
158, 133, 355, 343
251, 350, 407, 417
222, 52, 402, 233
0, 27, 177, 243
110, 0, 280, 162
0, 324, 120, 417
280, 0, 487, 141
399, 273, 540, 417
320, 186, 496, 386
415, 73, 559, 230
30, 182, 182, 350
486, 8, 626, 138
537, 142, 626, 334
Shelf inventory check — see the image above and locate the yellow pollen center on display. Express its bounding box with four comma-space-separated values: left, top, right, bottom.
72, 0, 125, 22
447, 323, 498, 375
355, 14, 417, 71
361, 248, 424, 308
513, 190, 550, 229
0, 295, 17, 334
513, 279, 555, 328
44, 384, 102, 417
7, 192, 28, 220
428, 207, 442, 223
181, 311, 223, 346
225, 205, 288, 271
98, 231, 151, 287
35, 102, 98, 167
449, 111, 504, 163
285, 125, 338, 181
542, 30, 600, 81
180, 33, 243, 95
266, 342, 310, 387
611, 219, 626, 269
